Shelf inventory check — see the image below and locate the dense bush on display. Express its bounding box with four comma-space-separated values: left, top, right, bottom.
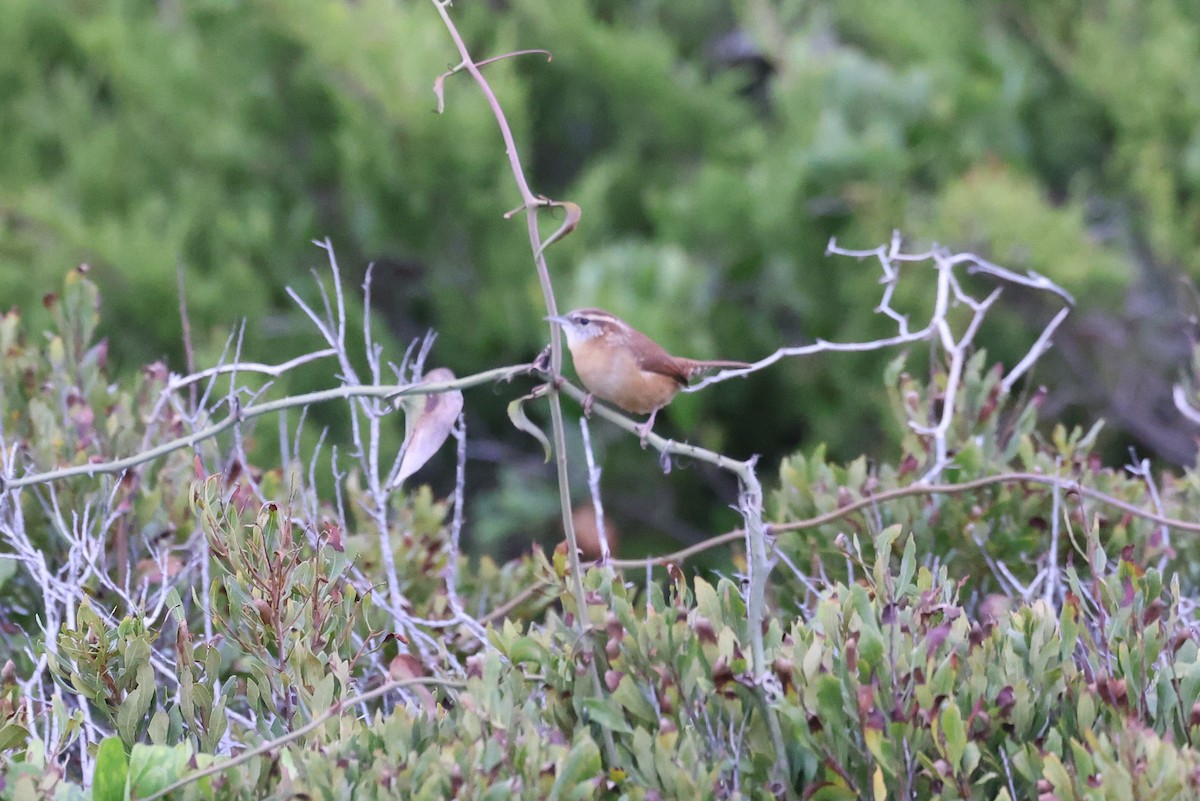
5, 265, 1200, 799
6, 2, 1200, 799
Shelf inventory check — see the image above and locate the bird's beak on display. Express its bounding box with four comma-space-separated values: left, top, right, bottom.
545, 314, 570, 326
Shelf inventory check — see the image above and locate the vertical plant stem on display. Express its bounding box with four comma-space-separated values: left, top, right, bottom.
736, 460, 794, 796
429, 0, 616, 765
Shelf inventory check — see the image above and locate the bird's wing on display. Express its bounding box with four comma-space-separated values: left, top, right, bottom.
630, 329, 691, 386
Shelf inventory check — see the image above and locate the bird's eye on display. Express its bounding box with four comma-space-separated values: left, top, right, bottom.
577, 317, 592, 326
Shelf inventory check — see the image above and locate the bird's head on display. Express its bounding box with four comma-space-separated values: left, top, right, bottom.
545, 308, 626, 349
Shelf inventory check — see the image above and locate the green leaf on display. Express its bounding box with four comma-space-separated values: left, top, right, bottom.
115, 662, 156, 746
815, 674, 847, 726
548, 737, 602, 801
808, 781, 858, 801
630, 729, 658, 786
92, 737, 128, 801
165, 589, 185, 623
858, 628, 884, 670
310, 672, 336, 717
612, 674, 657, 725
1076, 692, 1095, 732
0, 717, 30, 753
148, 709, 169, 745
897, 534, 916, 595
507, 636, 550, 668
128, 742, 192, 798
863, 726, 893, 769
872, 765, 886, 801
693, 577, 722, 627
1069, 739, 1094, 781
580, 698, 633, 735
481, 783, 517, 801
963, 742, 981, 775
941, 702, 966, 771
1041, 753, 1073, 798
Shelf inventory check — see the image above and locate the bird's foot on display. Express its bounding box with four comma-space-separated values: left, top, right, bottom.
532, 345, 553, 374
636, 409, 660, 448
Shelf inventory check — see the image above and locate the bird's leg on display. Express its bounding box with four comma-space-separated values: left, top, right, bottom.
636, 408, 660, 448
583, 392, 595, 418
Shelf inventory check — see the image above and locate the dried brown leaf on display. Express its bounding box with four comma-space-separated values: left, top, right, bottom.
393, 367, 464, 488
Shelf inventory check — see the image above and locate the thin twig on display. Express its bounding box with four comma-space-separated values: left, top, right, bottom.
444, 415, 490, 645
1126, 454, 1171, 572
176, 261, 197, 411
1002, 306, 1070, 393
579, 417, 611, 565
599, 470, 1200, 571
1, 364, 531, 493
1044, 459, 1063, 605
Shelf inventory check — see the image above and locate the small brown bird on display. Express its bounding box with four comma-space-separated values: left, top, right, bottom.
547, 308, 751, 443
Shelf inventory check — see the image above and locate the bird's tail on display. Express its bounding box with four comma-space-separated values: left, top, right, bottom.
685, 359, 753, 377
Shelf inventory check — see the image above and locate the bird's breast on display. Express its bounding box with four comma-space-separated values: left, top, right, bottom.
572, 341, 683, 414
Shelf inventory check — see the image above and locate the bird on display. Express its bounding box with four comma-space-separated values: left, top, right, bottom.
546, 308, 751, 444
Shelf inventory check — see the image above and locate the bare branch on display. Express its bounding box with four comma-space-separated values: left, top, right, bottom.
1002, 306, 1070, 393
579, 417, 612, 565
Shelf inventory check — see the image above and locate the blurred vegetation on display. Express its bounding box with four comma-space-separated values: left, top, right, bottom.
2, 0, 1199, 550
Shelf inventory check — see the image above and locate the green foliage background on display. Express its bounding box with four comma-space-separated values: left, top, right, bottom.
1, 1, 1198, 556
